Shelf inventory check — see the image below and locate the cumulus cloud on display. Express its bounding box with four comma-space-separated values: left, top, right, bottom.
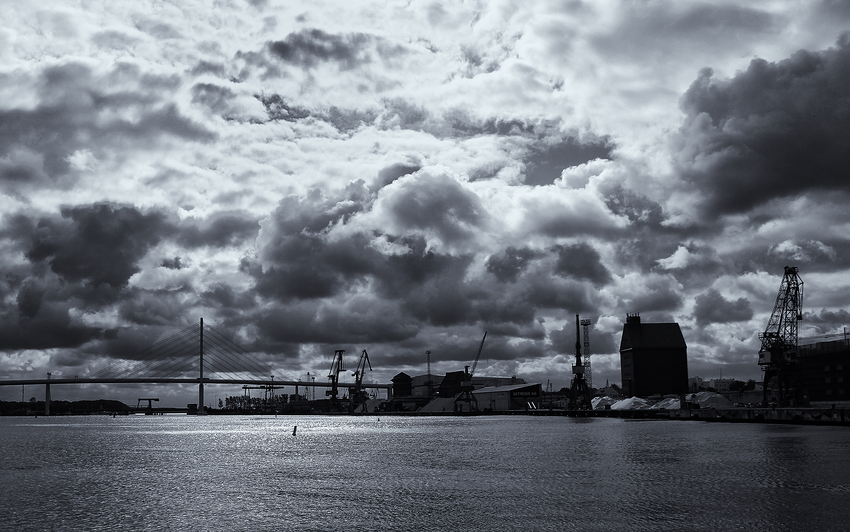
1, 1, 849, 402
693, 288, 754, 327
674, 37, 850, 218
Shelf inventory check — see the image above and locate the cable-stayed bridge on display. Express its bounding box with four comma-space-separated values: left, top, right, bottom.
0, 318, 391, 413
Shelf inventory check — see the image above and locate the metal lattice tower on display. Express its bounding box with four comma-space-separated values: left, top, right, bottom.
758, 266, 804, 405
569, 315, 592, 410
581, 318, 592, 389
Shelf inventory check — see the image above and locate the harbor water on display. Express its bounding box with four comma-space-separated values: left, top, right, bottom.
1, 415, 848, 531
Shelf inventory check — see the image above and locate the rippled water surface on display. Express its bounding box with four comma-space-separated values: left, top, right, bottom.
1, 415, 848, 531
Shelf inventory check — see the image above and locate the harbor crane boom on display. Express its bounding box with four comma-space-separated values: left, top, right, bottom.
327, 349, 345, 408
469, 331, 487, 379
758, 266, 804, 406
349, 349, 372, 411
456, 331, 487, 412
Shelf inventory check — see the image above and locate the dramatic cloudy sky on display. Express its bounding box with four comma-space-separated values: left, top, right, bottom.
2, 0, 850, 405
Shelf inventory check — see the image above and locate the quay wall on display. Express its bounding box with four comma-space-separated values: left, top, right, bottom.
517, 406, 850, 426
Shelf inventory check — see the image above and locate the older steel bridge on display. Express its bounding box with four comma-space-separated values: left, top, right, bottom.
0, 318, 392, 414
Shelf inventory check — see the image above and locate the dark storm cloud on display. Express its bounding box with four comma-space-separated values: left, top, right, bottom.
268, 28, 407, 70
804, 308, 850, 333
176, 211, 259, 248
189, 60, 227, 77
252, 190, 374, 301
270, 29, 370, 68
548, 320, 582, 357
251, 232, 377, 300
160, 257, 186, 270
200, 283, 257, 319
553, 242, 612, 286
692, 288, 754, 327
676, 37, 850, 216
0, 62, 214, 192
0, 300, 102, 350
252, 299, 420, 347
255, 93, 312, 122
549, 318, 618, 362
247, 183, 546, 345
116, 287, 203, 327
524, 139, 611, 186
0, 275, 103, 351
619, 276, 684, 313
486, 246, 541, 283
191, 83, 237, 118
374, 236, 471, 300
26, 204, 171, 288
326, 106, 378, 133
523, 274, 595, 314
132, 17, 182, 40
594, 3, 776, 58
603, 186, 698, 273
379, 98, 430, 130
380, 171, 486, 247
91, 30, 140, 52
399, 257, 476, 326
373, 163, 421, 191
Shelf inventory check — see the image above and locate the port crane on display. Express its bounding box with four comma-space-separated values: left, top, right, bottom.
581, 318, 593, 389
456, 331, 487, 412
136, 398, 159, 415
569, 315, 592, 410
327, 349, 345, 409
759, 266, 804, 406
349, 349, 372, 411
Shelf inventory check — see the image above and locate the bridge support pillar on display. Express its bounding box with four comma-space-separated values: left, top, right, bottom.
45, 381, 51, 416
198, 317, 206, 415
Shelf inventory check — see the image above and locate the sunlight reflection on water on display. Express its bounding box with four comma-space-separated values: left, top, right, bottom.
1, 415, 849, 531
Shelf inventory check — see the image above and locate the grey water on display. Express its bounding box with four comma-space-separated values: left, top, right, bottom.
1, 415, 848, 532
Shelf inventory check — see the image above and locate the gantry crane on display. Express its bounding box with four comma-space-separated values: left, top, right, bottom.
349, 349, 372, 411
759, 266, 804, 406
136, 398, 159, 415
456, 331, 487, 412
327, 349, 345, 409
569, 315, 592, 410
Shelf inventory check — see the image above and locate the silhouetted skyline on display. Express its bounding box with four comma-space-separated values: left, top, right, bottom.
2, 1, 849, 405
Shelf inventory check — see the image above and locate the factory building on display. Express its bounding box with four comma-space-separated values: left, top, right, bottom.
619, 313, 689, 397
409, 374, 524, 397
472, 383, 542, 412
795, 339, 850, 404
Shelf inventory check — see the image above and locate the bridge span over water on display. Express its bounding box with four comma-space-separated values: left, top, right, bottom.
0, 319, 392, 414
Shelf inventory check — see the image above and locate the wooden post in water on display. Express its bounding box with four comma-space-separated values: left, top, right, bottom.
199, 317, 205, 415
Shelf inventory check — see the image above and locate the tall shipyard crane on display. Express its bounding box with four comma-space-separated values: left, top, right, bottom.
456, 332, 487, 412
759, 266, 804, 406
569, 315, 592, 410
581, 318, 593, 390
349, 349, 372, 411
327, 349, 345, 409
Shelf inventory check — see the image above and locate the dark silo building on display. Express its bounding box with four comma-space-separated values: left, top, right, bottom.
619, 313, 689, 397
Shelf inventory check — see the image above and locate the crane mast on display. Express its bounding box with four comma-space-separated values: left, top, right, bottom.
327, 349, 345, 409
455, 331, 487, 412
569, 314, 592, 410
349, 349, 372, 411
758, 266, 804, 406
581, 318, 592, 389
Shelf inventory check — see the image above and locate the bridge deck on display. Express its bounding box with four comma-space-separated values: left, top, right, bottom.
0, 378, 391, 389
